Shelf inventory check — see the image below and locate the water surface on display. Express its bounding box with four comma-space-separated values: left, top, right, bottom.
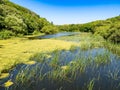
1, 48, 120, 90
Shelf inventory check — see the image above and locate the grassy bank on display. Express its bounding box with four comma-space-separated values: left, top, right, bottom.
0, 37, 77, 75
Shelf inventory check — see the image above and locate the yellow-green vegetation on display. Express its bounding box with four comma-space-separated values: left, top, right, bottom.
4, 80, 13, 87
0, 37, 77, 74
41, 25, 59, 34
55, 33, 105, 49
0, 73, 9, 79
56, 33, 120, 55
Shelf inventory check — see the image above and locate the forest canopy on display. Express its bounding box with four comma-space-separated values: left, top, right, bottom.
0, 0, 51, 39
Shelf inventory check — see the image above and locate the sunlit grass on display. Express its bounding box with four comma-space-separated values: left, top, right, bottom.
4, 80, 13, 87
0, 73, 9, 79
0, 37, 77, 74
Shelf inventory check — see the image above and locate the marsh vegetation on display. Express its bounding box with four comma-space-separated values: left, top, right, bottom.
0, 32, 120, 90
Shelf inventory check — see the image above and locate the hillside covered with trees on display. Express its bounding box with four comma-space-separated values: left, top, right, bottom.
57, 16, 120, 43
0, 0, 52, 39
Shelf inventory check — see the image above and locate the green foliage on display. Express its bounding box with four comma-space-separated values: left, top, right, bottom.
0, 0, 50, 39
94, 25, 111, 39
94, 20, 120, 43
4, 15, 27, 34
0, 16, 5, 29
41, 25, 58, 34
68, 24, 79, 32
79, 23, 94, 32
58, 25, 70, 32
108, 27, 120, 43
57, 16, 120, 43
0, 0, 8, 4
0, 30, 15, 39
58, 23, 94, 32
39, 18, 50, 29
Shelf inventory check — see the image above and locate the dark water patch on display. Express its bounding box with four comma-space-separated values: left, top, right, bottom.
33, 48, 114, 66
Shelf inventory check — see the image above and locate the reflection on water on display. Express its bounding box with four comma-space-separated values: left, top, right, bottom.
29, 32, 80, 39
1, 48, 120, 90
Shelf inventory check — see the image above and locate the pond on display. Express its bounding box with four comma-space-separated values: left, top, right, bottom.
1, 47, 120, 90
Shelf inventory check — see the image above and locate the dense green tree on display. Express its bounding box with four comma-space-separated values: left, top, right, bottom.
0, 0, 50, 39
0, 0, 8, 4
4, 15, 27, 34
41, 25, 58, 34
93, 18, 120, 43
58, 25, 70, 32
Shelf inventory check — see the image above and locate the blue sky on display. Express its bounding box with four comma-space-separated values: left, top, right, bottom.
10, 0, 120, 25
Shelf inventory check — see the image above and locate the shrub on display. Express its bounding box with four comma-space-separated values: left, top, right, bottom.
41, 25, 59, 34
108, 28, 120, 43
94, 24, 120, 43
4, 15, 27, 34
0, 30, 15, 39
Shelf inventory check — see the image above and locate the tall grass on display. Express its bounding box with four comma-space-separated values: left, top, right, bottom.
7, 45, 120, 90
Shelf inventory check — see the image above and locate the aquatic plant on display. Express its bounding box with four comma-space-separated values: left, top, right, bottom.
6, 46, 120, 90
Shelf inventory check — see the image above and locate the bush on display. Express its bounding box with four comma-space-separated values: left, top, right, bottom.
41, 25, 58, 34
94, 25, 110, 39
0, 30, 15, 39
4, 15, 27, 34
94, 24, 120, 43
108, 28, 120, 43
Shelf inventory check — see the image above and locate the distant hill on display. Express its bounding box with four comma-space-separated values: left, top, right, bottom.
90, 16, 120, 43
58, 16, 120, 43
0, 0, 50, 39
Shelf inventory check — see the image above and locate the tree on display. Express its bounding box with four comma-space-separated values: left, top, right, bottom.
0, 0, 8, 4
4, 15, 27, 34
41, 25, 58, 34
